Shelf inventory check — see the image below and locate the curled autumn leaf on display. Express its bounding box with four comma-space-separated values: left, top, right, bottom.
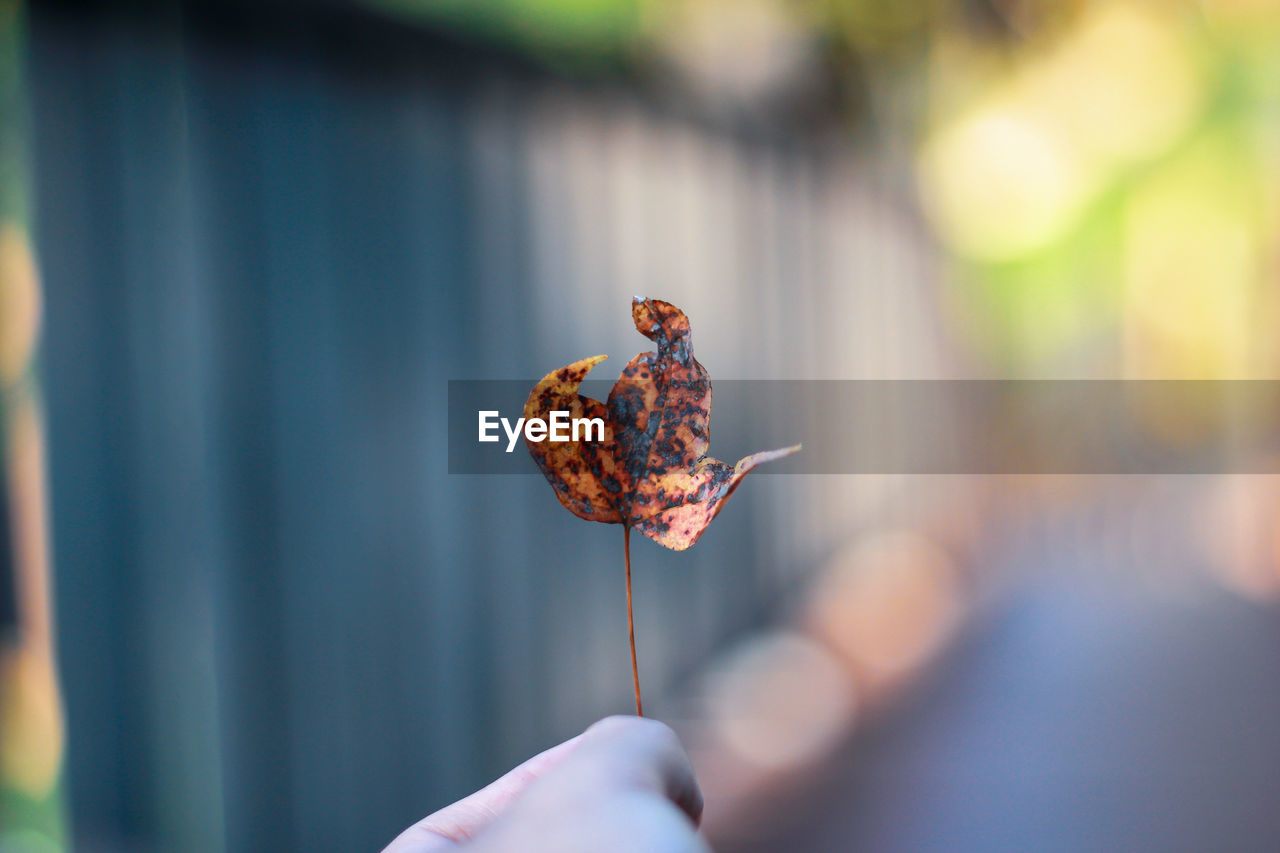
526, 297, 799, 549
524, 297, 800, 714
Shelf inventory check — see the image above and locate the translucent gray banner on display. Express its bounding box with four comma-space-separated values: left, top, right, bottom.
448, 380, 1280, 474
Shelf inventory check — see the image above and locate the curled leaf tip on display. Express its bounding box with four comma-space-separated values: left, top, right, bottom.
631, 298, 692, 362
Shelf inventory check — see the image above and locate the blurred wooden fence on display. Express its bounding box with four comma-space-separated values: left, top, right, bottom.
27, 1, 948, 850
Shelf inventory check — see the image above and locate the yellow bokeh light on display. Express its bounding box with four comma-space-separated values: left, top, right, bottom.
1028, 3, 1205, 172
1122, 135, 1260, 377
919, 3, 1205, 264
0, 225, 41, 387
0, 647, 64, 800
920, 105, 1092, 261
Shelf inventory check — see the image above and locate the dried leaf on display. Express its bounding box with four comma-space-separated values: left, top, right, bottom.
524, 297, 799, 550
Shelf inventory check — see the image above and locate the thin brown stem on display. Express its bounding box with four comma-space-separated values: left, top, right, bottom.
624, 524, 643, 716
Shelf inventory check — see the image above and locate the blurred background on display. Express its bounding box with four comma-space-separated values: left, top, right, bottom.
3, 0, 1280, 850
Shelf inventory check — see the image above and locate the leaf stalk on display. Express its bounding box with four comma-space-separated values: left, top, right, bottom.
624, 524, 643, 717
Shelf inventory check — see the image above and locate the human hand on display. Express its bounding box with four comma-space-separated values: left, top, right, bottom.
382, 716, 709, 853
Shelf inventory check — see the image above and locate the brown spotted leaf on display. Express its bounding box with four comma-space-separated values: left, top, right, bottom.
525, 297, 799, 550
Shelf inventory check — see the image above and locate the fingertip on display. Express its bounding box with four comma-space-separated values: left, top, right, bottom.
583, 716, 689, 777
578, 715, 704, 827
584, 714, 672, 742
584, 714, 645, 737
